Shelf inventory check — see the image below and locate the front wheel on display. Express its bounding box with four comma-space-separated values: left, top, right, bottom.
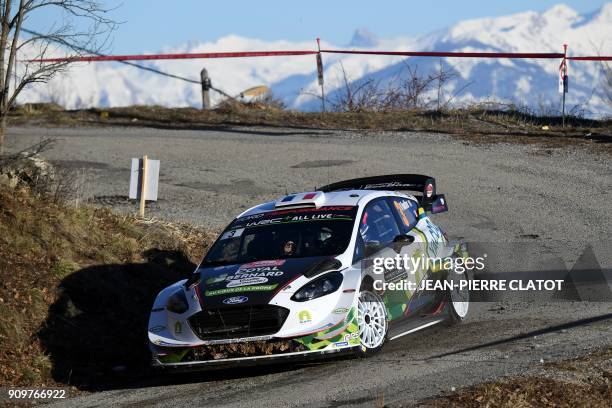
357, 290, 388, 354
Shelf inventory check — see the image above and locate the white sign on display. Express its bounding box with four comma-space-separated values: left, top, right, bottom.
129, 157, 160, 201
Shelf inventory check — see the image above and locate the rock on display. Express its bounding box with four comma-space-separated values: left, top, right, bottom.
0, 152, 55, 189
0, 173, 18, 188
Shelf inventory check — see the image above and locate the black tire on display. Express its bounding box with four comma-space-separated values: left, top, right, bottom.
446, 269, 470, 324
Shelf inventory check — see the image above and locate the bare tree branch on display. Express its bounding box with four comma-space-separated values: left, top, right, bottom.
0, 0, 118, 153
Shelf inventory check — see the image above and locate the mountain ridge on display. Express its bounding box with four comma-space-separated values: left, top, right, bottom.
18, 3, 612, 116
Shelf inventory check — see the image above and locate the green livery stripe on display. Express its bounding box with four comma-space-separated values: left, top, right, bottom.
158, 348, 189, 364
293, 307, 359, 350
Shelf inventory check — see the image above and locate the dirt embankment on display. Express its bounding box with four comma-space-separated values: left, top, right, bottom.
0, 179, 213, 390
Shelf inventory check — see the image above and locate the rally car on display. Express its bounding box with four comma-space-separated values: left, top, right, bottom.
148, 174, 470, 370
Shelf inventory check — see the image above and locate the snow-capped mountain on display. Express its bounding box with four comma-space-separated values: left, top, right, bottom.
18, 3, 612, 116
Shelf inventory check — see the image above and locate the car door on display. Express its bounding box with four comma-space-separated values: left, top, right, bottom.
354, 197, 411, 324
387, 196, 439, 318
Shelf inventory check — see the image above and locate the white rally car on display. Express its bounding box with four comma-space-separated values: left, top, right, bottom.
148, 174, 470, 370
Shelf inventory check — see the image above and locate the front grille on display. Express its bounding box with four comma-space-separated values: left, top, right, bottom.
188, 305, 289, 341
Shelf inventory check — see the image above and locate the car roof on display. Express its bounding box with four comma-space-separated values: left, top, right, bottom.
237, 189, 418, 219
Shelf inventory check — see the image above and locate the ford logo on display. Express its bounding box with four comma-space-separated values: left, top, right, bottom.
223, 296, 248, 305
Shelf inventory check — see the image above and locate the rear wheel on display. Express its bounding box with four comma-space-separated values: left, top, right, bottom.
447, 270, 470, 324
357, 289, 388, 354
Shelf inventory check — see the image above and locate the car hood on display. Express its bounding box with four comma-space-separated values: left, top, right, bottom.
195, 256, 330, 308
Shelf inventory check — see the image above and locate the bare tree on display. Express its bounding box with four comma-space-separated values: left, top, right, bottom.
0, 0, 117, 153
328, 61, 468, 113
600, 61, 612, 109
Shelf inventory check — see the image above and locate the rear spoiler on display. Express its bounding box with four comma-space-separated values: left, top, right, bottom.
319, 174, 446, 212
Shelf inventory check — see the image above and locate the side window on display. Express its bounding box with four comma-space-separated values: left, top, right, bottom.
352, 233, 365, 264
359, 199, 401, 247
390, 197, 419, 231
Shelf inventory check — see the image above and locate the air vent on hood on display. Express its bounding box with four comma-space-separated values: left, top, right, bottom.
303, 258, 343, 278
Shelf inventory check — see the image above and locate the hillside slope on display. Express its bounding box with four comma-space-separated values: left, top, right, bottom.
0, 182, 212, 388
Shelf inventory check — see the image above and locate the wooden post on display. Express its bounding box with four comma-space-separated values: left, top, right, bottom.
316, 38, 325, 113
201, 68, 211, 109
139, 155, 148, 218
561, 44, 568, 128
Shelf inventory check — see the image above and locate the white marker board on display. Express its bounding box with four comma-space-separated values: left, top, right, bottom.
129, 157, 160, 201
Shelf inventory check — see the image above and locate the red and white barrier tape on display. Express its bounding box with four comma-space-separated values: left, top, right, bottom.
33, 50, 318, 63
321, 50, 566, 59
28, 49, 611, 63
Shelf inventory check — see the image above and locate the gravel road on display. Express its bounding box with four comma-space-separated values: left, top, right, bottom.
5, 126, 612, 407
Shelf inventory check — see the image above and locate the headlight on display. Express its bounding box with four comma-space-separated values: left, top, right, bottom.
166, 289, 189, 314
291, 272, 343, 302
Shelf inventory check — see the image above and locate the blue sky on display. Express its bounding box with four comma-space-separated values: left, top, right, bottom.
31, 0, 608, 54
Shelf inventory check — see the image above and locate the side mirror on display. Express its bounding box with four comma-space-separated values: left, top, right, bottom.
392, 234, 415, 252
184, 271, 201, 288
364, 241, 381, 257
430, 194, 448, 214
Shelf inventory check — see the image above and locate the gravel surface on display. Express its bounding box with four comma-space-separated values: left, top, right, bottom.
5, 125, 612, 407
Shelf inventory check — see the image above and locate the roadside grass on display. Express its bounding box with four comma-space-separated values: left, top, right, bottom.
9, 103, 611, 149
422, 347, 612, 407
0, 183, 214, 388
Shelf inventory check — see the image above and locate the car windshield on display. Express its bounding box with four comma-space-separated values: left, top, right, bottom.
202, 206, 357, 265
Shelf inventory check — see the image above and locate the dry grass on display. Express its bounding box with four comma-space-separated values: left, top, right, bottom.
8, 103, 612, 153
0, 183, 214, 389
423, 348, 612, 408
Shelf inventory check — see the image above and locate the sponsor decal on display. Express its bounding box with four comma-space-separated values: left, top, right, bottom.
298, 310, 312, 324
245, 214, 353, 227
246, 218, 283, 227
222, 296, 249, 305
174, 322, 182, 334
226, 276, 269, 288
425, 219, 444, 257
268, 206, 355, 216
207, 285, 278, 296
231, 206, 357, 229
206, 273, 228, 284
333, 307, 349, 314
333, 341, 349, 347
393, 201, 410, 227
220, 228, 244, 240
363, 182, 417, 189
239, 213, 265, 221
239, 259, 286, 269
203, 261, 285, 287
150, 325, 165, 333
232, 266, 284, 279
